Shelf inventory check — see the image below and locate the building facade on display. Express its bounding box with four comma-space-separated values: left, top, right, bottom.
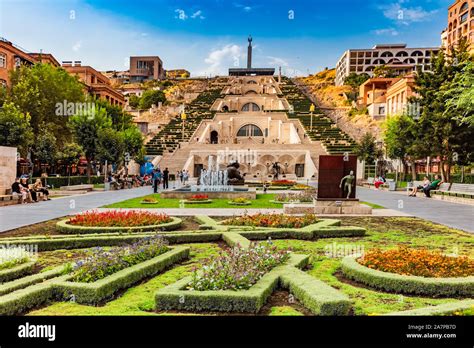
62, 62, 125, 107
444, 0, 474, 53
129, 56, 165, 82
335, 44, 439, 86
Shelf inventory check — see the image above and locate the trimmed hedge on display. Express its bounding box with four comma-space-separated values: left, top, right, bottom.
0, 261, 36, 283
383, 299, 474, 316
56, 217, 183, 234
54, 246, 189, 304
35, 176, 104, 188
222, 232, 251, 249
341, 256, 474, 297
0, 266, 65, 296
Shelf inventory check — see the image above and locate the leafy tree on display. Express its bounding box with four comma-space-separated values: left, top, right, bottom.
344, 73, 370, 90
0, 85, 6, 106
373, 65, 398, 78
445, 61, 474, 127
57, 142, 83, 185
121, 126, 144, 158
0, 102, 33, 155
128, 94, 140, 109
34, 125, 58, 167
139, 89, 166, 109
354, 133, 383, 165
95, 99, 133, 131
96, 128, 125, 165
68, 106, 112, 180
8, 63, 85, 146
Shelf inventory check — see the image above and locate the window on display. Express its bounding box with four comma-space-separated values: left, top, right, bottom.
237, 124, 263, 137
0, 53, 6, 68
241, 102, 260, 112
378, 106, 385, 115
460, 2, 468, 13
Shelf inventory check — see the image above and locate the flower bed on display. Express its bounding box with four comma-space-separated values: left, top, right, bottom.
222, 213, 319, 229
71, 235, 169, 283
227, 197, 252, 206
271, 180, 296, 186
188, 243, 290, 291
359, 246, 474, 278
290, 184, 313, 191
0, 247, 32, 271
184, 194, 213, 204
57, 211, 182, 234
271, 191, 315, 204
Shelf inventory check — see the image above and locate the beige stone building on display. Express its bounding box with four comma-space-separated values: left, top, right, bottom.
444, 0, 474, 53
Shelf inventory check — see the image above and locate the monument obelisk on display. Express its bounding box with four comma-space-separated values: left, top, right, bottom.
247, 35, 252, 69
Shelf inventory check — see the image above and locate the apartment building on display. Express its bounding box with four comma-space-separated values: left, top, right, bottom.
335, 44, 439, 86
444, 0, 474, 53
129, 56, 165, 82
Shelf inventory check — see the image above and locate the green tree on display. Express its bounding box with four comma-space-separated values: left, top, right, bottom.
95, 99, 133, 131
34, 125, 58, 168
121, 126, 144, 158
354, 133, 383, 165
68, 106, 112, 180
0, 102, 33, 155
128, 95, 140, 109
445, 61, 474, 127
57, 142, 83, 185
97, 128, 125, 165
344, 73, 370, 90
8, 63, 85, 145
139, 89, 166, 109
373, 65, 398, 78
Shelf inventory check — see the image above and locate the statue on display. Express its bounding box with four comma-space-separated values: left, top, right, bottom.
339, 170, 355, 199
227, 161, 244, 185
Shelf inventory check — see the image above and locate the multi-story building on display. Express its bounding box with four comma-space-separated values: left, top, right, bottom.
335, 44, 439, 86
358, 75, 417, 119
129, 56, 165, 82
62, 61, 125, 107
444, 0, 474, 53
0, 37, 59, 87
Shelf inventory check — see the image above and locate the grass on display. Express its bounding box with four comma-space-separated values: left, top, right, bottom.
360, 201, 385, 209
104, 193, 283, 209
25, 217, 474, 316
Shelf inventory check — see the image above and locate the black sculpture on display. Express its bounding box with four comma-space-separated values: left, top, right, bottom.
227, 161, 244, 185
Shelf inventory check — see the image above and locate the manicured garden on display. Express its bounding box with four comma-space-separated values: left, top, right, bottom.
0, 213, 472, 316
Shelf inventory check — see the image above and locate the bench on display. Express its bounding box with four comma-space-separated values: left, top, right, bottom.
59, 184, 94, 191
433, 183, 474, 199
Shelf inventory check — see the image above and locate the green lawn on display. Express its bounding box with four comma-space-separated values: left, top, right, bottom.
360, 201, 385, 209
104, 193, 284, 209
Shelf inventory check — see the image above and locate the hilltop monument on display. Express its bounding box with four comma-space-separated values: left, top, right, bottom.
229, 36, 275, 76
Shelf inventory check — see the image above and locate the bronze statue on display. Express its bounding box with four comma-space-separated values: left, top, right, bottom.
339, 170, 355, 199
227, 161, 244, 185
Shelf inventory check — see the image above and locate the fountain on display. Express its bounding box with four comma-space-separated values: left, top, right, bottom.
160, 156, 256, 199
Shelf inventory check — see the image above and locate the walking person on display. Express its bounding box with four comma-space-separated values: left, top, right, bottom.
182, 170, 189, 185
178, 170, 184, 185
162, 167, 169, 189
153, 169, 162, 193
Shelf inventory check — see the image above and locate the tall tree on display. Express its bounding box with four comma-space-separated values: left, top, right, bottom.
57, 142, 83, 185
354, 133, 382, 165
0, 102, 33, 155
34, 125, 58, 170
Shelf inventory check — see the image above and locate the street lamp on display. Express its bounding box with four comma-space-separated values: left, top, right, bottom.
309, 103, 315, 131
181, 111, 187, 140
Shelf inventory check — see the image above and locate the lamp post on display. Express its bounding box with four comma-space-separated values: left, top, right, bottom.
181, 111, 187, 140
309, 103, 315, 131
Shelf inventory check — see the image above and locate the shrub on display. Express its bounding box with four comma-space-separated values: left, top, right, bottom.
274, 191, 315, 203
0, 247, 32, 271
222, 213, 319, 228
359, 246, 474, 278
68, 210, 172, 227
228, 197, 251, 204
141, 197, 158, 204
71, 235, 169, 283
188, 242, 290, 291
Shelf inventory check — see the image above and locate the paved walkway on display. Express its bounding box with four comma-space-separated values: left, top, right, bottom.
0, 186, 152, 233
357, 187, 474, 233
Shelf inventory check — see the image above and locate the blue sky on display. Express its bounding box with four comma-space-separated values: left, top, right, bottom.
0, 0, 452, 76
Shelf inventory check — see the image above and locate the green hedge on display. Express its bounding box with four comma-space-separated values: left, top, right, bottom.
0, 261, 36, 283
0, 266, 65, 296
54, 246, 189, 305
36, 176, 104, 188
341, 256, 474, 297
222, 232, 251, 248
383, 299, 474, 316
56, 217, 183, 234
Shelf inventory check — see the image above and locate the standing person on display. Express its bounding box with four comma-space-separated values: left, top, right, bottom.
153, 169, 162, 193
33, 179, 51, 201
162, 167, 169, 189
20, 177, 36, 202
183, 170, 189, 185
178, 170, 183, 184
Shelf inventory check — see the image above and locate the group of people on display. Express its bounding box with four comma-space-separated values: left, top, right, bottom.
11, 177, 50, 204
408, 175, 443, 198
152, 168, 190, 193
107, 173, 154, 190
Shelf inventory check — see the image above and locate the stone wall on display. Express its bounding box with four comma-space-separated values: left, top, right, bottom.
0, 146, 17, 195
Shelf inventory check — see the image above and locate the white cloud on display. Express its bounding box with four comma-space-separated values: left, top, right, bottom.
191, 10, 205, 19
243, 6, 252, 12
267, 56, 289, 67
202, 44, 243, 76
233, 3, 253, 12
174, 9, 188, 20
372, 28, 399, 36
72, 41, 82, 52
380, 2, 438, 25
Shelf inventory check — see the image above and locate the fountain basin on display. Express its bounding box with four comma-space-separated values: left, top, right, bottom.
161, 186, 257, 200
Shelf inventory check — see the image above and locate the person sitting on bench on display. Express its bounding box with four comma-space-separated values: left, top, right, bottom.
423, 175, 443, 198
409, 176, 430, 197
374, 175, 386, 189
11, 178, 29, 203
33, 179, 51, 201
20, 177, 37, 202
